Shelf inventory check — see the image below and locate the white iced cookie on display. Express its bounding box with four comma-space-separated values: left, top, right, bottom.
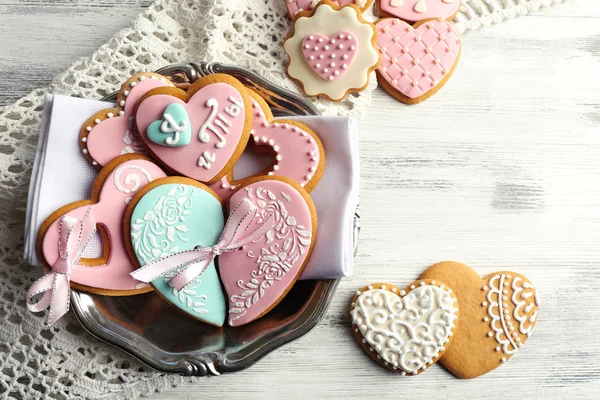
350, 280, 459, 375
284, 1, 380, 101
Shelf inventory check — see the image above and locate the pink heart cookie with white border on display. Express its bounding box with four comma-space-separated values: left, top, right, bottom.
301, 32, 359, 81
209, 91, 325, 202
218, 177, 317, 327
375, 18, 461, 104
286, 0, 375, 18
135, 74, 253, 184
80, 72, 175, 168
377, 0, 461, 24
37, 155, 167, 295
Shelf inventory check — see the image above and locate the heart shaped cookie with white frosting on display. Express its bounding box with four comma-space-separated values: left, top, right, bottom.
420, 261, 539, 378
350, 280, 459, 375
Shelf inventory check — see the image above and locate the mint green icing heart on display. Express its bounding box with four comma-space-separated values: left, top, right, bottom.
130, 183, 226, 326
147, 103, 192, 147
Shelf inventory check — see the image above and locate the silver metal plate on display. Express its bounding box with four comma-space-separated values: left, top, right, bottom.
70, 62, 359, 376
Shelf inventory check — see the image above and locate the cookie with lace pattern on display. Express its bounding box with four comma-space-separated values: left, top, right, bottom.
375, 18, 461, 104
350, 280, 459, 375
420, 261, 539, 378
284, 1, 380, 101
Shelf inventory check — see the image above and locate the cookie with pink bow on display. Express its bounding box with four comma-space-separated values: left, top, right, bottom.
134, 73, 253, 184
284, 1, 380, 101
80, 72, 176, 168
285, 1, 375, 18
208, 90, 325, 203
28, 155, 167, 325
125, 176, 317, 327
375, 18, 461, 104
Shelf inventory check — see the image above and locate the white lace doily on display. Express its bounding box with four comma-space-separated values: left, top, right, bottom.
0, 0, 563, 398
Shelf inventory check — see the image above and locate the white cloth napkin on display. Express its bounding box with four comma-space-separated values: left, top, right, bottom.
24, 95, 359, 280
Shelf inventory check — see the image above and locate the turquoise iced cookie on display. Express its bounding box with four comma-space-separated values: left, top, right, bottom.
129, 181, 226, 326
147, 103, 192, 147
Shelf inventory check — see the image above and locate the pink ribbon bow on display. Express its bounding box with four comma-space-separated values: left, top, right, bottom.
26, 207, 97, 325
130, 198, 274, 291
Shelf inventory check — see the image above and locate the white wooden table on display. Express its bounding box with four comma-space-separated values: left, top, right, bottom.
2, 1, 599, 398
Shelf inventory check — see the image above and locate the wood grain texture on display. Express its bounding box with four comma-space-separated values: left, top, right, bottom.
2, 0, 600, 398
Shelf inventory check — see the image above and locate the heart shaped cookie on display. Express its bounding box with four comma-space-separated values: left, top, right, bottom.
125, 177, 227, 326
37, 155, 167, 294
377, 0, 461, 24
286, 0, 375, 17
375, 18, 461, 104
209, 91, 325, 202
135, 74, 253, 183
301, 32, 359, 81
420, 261, 539, 378
80, 72, 175, 168
219, 177, 317, 327
351, 280, 459, 375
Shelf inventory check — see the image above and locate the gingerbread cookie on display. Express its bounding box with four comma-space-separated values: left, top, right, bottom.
134, 73, 253, 184
208, 90, 325, 202
420, 261, 539, 378
219, 177, 317, 326
284, 1, 380, 101
286, 0, 375, 18
125, 177, 228, 326
351, 280, 459, 375
377, 0, 461, 24
375, 18, 461, 104
80, 72, 175, 168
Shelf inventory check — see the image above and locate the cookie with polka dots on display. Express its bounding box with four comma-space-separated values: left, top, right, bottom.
420, 261, 539, 378
377, 0, 461, 24
284, 1, 380, 101
80, 72, 175, 168
350, 280, 459, 375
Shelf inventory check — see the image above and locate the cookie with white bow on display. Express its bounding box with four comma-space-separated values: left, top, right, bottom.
350, 280, 459, 375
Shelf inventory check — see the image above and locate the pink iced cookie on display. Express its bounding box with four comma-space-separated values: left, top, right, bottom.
301, 32, 359, 81
286, 0, 374, 17
218, 177, 317, 327
80, 73, 175, 168
38, 155, 167, 294
134, 74, 252, 184
378, 0, 460, 23
208, 92, 325, 203
375, 18, 461, 104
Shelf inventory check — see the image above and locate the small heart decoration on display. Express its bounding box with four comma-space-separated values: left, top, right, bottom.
218, 177, 317, 327
375, 18, 461, 104
135, 74, 252, 184
351, 280, 459, 375
37, 155, 166, 294
147, 103, 192, 147
301, 32, 359, 81
125, 177, 227, 326
209, 91, 325, 202
377, 0, 461, 24
80, 73, 174, 168
420, 261, 539, 378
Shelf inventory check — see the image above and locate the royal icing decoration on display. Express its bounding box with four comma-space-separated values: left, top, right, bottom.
375, 18, 461, 103
286, 0, 373, 17
208, 93, 324, 202
147, 103, 192, 147
420, 262, 539, 379
351, 281, 458, 375
127, 180, 229, 326
379, 0, 460, 23
219, 178, 316, 327
135, 76, 251, 183
38, 156, 166, 294
80, 73, 173, 167
284, 2, 380, 101
27, 208, 97, 325
301, 32, 358, 81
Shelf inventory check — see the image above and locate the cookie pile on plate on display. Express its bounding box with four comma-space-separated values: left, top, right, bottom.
350, 261, 539, 378
27, 72, 326, 328
284, 0, 462, 104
